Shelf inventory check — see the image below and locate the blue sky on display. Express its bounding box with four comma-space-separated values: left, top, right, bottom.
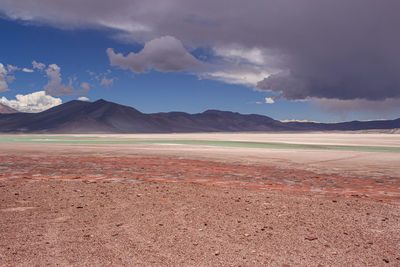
0, 1, 399, 122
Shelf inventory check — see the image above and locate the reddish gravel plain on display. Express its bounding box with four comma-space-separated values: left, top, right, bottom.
0, 142, 400, 266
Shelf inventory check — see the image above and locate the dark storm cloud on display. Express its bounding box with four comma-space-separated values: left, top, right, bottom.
1, 0, 400, 101
313, 98, 400, 116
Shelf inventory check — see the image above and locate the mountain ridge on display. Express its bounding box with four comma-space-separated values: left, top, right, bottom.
0, 103, 20, 114
0, 99, 399, 133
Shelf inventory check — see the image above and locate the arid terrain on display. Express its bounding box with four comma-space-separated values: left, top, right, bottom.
0, 133, 399, 266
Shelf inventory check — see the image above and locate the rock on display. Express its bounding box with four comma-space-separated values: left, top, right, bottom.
305, 237, 318, 241
214, 251, 220, 256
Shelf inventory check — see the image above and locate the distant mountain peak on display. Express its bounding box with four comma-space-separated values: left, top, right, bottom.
94, 99, 107, 104
203, 109, 236, 115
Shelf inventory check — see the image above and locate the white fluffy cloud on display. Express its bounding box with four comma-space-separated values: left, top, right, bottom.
7, 64, 19, 72
77, 96, 89, 101
254, 97, 275, 105
203, 68, 270, 87
107, 36, 202, 73
0, 91, 62, 113
22, 68, 34, 73
202, 46, 281, 86
44, 64, 88, 96
32, 60, 46, 70
0, 63, 11, 92
265, 97, 275, 104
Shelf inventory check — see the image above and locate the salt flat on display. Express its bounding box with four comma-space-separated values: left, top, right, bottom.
1, 132, 398, 178
91, 132, 400, 147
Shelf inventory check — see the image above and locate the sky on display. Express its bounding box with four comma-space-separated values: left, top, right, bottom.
0, 0, 399, 122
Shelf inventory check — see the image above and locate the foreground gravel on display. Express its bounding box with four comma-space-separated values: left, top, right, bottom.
1, 179, 399, 266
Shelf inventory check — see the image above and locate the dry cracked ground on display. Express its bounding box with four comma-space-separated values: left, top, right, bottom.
0, 140, 399, 266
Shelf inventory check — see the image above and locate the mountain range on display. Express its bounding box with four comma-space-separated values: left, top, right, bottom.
0, 103, 19, 114
0, 99, 399, 133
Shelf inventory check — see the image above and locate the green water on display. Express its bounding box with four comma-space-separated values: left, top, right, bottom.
0, 136, 399, 153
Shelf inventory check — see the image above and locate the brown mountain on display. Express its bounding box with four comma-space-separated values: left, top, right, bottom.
0, 99, 398, 133
0, 103, 19, 114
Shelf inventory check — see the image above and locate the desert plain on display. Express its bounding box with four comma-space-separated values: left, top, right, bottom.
0, 132, 399, 266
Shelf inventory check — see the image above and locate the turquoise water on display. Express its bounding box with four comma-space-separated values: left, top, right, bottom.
0, 136, 399, 153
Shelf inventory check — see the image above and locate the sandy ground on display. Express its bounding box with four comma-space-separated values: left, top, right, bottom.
0, 133, 399, 266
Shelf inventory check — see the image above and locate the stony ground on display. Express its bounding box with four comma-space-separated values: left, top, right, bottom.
0, 155, 399, 203
1, 153, 400, 266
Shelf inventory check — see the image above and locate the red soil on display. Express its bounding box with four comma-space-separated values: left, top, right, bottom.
1, 147, 399, 266
0, 155, 399, 203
